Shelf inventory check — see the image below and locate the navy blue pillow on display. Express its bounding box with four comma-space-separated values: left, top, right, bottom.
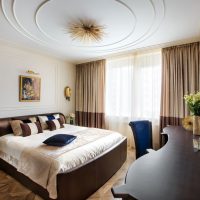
47, 115, 56, 121
43, 134, 76, 147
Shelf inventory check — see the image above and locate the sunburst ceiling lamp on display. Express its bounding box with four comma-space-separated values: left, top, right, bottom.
68, 19, 105, 43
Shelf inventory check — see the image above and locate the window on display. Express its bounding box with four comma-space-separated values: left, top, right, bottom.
105, 51, 161, 148
106, 51, 161, 119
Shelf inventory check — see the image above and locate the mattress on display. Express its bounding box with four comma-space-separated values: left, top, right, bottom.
0, 124, 125, 199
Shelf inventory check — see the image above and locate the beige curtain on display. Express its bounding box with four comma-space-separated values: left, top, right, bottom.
75, 59, 106, 128
160, 42, 200, 133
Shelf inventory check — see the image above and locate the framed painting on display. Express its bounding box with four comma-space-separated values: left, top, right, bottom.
19, 75, 41, 102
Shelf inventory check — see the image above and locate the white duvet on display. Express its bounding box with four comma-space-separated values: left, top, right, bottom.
0, 124, 125, 199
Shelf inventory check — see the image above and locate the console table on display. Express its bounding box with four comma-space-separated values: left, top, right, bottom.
112, 126, 200, 200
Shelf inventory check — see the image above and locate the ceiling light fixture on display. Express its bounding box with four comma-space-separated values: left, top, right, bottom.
68, 19, 105, 43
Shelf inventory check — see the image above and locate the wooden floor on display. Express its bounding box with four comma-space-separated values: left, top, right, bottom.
0, 149, 135, 200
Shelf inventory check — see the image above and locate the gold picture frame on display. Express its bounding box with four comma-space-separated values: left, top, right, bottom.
19, 75, 41, 102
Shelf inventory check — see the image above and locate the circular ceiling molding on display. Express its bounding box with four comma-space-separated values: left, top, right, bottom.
35, 0, 137, 48
0, 0, 165, 57
13, 0, 48, 45
1, 0, 37, 43
1, 0, 49, 46
93, 0, 166, 53
74, 0, 165, 54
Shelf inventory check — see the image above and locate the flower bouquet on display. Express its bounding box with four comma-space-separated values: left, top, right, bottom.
184, 92, 200, 151
68, 113, 75, 125
184, 92, 200, 116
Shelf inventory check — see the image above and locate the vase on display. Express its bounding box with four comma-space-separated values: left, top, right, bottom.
192, 115, 200, 151
70, 118, 74, 125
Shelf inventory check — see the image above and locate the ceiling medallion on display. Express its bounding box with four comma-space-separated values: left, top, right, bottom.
68, 19, 105, 43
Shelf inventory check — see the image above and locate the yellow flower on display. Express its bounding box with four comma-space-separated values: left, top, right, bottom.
182, 116, 193, 131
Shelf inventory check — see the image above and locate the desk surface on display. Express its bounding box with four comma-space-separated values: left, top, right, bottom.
112, 126, 200, 200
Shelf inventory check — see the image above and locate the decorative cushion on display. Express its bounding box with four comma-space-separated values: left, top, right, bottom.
29, 117, 37, 123
46, 119, 64, 131
46, 114, 60, 121
43, 134, 76, 147
10, 120, 23, 136
0, 120, 12, 137
20, 122, 43, 137
47, 115, 56, 121
59, 115, 65, 124
53, 114, 60, 119
38, 114, 60, 130
38, 116, 49, 130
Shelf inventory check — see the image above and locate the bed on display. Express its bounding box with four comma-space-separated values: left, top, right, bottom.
0, 113, 127, 200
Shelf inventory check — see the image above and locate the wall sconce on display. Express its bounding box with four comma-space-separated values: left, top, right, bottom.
65, 86, 71, 101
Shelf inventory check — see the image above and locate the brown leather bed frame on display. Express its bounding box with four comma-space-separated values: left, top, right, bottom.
0, 113, 127, 200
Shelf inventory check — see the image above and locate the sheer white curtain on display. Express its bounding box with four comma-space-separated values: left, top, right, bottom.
105, 50, 161, 149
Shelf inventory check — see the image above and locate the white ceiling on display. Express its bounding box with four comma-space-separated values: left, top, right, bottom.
0, 0, 200, 64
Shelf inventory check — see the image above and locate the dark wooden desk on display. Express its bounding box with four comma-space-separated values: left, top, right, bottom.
112, 126, 200, 200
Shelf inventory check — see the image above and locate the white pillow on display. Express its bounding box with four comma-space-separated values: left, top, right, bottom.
53, 114, 60, 119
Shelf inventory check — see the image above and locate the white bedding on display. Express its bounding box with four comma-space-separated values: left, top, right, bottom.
0, 124, 125, 199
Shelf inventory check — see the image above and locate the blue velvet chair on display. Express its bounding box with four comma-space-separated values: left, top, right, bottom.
129, 120, 153, 159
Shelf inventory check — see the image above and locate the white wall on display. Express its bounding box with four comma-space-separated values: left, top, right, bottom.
0, 43, 76, 118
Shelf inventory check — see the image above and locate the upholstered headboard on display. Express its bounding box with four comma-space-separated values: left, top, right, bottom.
0, 113, 66, 136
